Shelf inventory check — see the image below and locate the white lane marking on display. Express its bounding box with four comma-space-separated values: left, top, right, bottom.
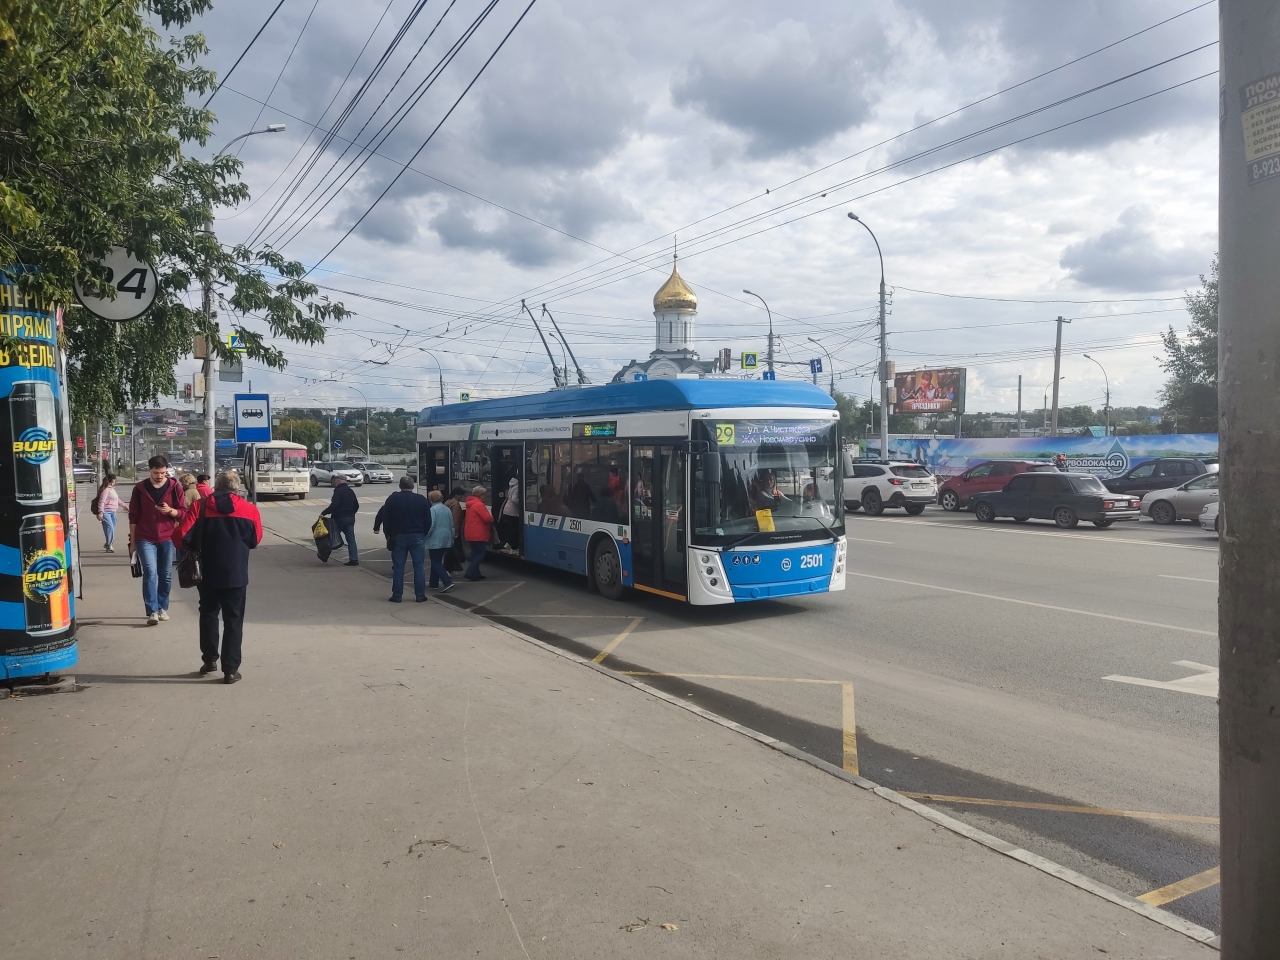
1159, 574, 1217, 584
845, 536, 894, 545
856, 516, 1218, 552
1104, 661, 1218, 698
846, 571, 1216, 637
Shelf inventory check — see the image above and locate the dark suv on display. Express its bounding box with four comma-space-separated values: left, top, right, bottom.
1103, 458, 1211, 496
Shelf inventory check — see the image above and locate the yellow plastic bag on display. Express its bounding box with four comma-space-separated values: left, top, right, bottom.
754, 509, 775, 532
311, 516, 329, 539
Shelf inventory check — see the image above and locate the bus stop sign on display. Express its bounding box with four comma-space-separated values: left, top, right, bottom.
234, 394, 271, 443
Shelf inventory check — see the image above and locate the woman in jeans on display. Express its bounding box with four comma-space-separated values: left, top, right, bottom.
95, 474, 123, 553
425, 490, 454, 592
128, 456, 187, 625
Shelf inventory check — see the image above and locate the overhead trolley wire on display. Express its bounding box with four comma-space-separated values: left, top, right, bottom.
204, 0, 289, 108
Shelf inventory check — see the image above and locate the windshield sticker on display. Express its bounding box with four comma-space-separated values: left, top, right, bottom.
715, 423, 735, 444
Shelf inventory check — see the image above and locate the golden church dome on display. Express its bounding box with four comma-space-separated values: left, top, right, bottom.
653, 261, 698, 312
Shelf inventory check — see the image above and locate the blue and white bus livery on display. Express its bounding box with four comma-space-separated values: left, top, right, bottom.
416, 379, 845, 605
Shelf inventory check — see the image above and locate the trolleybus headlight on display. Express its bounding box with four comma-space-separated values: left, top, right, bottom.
709, 577, 719, 586
701, 554, 710, 563
706, 566, 715, 576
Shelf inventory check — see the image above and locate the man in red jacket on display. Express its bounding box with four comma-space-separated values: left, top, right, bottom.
463, 485, 494, 581
177, 470, 263, 684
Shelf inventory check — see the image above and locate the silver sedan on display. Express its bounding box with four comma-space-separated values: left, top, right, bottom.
1199, 500, 1221, 537
1141, 471, 1219, 524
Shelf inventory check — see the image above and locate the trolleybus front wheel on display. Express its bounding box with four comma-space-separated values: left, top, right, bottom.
591, 539, 626, 601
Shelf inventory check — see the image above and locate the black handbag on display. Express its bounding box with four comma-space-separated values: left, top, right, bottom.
177, 501, 205, 588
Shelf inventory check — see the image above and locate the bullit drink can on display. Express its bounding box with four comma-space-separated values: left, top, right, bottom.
10, 380, 61, 505
20, 513, 71, 635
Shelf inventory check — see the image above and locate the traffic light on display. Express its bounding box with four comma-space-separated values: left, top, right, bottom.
183, 383, 192, 401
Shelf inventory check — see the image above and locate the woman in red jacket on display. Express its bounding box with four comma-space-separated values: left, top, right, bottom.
463, 485, 494, 581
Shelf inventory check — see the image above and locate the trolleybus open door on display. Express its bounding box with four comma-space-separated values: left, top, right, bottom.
630, 444, 686, 599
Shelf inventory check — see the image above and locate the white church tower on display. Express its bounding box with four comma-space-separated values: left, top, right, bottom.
612, 254, 713, 382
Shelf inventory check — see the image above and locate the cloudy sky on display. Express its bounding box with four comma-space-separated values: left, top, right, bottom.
179, 0, 1219, 417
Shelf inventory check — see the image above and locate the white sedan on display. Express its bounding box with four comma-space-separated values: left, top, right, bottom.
1199, 500, 1221, 537
1140, 471, 1218, 524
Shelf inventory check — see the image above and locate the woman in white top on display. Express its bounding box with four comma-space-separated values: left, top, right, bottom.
497, 475, 522, 552
95, 473, 124, 553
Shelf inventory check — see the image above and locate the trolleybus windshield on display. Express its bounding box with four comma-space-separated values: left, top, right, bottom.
691, 419, 842, 547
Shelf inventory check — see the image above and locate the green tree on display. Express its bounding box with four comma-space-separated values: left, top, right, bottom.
1159, 257, 1218, 433
0, 0, 348, 421
279, 417, 323, 451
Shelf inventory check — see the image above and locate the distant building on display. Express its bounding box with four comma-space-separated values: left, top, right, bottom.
612, 256, 715, 382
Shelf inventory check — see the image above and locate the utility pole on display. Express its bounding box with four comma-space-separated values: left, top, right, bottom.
1050, 315, 1070, 437
1017, 375, 1023, 437
1219, 3, 1280, 954
201, 226, 216, 477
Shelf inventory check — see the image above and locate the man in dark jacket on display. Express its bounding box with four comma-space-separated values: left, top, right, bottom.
375, 476, 432, 602
321, 475, 360, 566
177, 470, 263, 684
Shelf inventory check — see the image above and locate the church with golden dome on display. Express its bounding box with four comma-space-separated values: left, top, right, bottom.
611, 256, 716, 382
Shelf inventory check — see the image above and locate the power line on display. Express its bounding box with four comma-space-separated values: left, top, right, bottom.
204, 0, 288, 108
895, 286, 1186, 304
233, 0, 322, 157
302, 0, 541, 277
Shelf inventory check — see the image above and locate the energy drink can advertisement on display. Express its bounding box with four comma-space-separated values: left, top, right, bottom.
0, 273, 77, 678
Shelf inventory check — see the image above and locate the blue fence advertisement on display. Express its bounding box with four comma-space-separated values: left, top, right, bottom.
1, 275, 78, 678
880, 434, 1219, 480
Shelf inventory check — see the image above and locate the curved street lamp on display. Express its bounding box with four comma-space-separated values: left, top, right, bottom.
742, 290, 774, 374
847, 213, 888, 459
1082, 354, 1110, 437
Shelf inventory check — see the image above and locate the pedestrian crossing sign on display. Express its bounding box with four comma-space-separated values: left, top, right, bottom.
459, 390, 471, 402
742, 351, 759, 370
111, 423, 126, 436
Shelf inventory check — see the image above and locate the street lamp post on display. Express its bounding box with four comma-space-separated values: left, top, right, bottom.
742, 290, 774, 375
848, 213, 888, 460
418, 348, 445, 405
201, 124, 286, 476
807, 337, 835, 393
1082, 353, 1110, 436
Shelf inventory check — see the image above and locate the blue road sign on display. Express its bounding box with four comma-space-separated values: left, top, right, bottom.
632, 373, 648, 381
762, 370, 776, 381
233, 393, 271, 443
333, 418, 342, 426
809, 358, 823, 374
333, 439, 343, 449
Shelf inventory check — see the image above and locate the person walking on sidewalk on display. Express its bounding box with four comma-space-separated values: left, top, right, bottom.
94, 474, 124, 553
128, 456, 187, 625
177, 470, 263, 684
195, 474, 213, 499
463, 485, 493, 581
321, 474, 360, 566
377, 476, 432, 603
179, 472, 200, 507
426, 489, 454, 592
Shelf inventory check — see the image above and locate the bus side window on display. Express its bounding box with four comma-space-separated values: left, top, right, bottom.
525, 444, 551, 515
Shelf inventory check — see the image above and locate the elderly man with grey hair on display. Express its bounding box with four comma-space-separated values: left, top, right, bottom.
177, 468, 263, 684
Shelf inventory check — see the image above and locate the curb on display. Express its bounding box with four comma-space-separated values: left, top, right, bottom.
1, 676, 79, 699
262, 520, 1221, 949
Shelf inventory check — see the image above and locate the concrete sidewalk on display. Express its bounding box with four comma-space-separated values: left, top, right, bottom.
1, 529, 1215, 959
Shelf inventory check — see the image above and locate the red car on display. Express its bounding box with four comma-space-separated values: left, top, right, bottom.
938, 460, 1060, 512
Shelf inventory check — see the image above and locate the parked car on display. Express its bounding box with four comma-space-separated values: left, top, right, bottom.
405, 461, 419, 481
72, 462, 96, 483
1141, 472, 1219, 524
937, 460, 1058, 511
353, 461, 394, 484
310, 460, 364, 487
844, 461, 937, 516
971, 472, 1141, 529
1199, 500, 1221, 537
1103, 458, 1212, 496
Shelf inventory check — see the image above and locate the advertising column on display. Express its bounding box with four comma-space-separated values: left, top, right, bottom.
0, 276, 77, 678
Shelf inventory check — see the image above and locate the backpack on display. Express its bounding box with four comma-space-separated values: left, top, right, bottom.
90, 496, 100, 515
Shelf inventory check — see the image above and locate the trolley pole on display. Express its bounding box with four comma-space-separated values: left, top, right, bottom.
1219, 2, 1280, 954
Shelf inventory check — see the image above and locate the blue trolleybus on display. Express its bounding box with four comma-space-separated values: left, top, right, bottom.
416, 379, 846, 605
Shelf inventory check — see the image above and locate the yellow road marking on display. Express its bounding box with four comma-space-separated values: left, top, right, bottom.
846, 571, 1217, 637
841, 682, 858, 775
1137, 867, 1221, 906
466, 581, 524, 612
899, 792, 1219, 824
592, 617, 644, 664
619, 672, 858, 775
1159, 574, 1217, 584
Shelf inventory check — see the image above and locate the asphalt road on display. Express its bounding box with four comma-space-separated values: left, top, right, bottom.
259, 489, 1221, 932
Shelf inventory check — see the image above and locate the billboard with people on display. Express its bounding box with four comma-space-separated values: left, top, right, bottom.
894, 368, 966, 414
1, 273, 78, 678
